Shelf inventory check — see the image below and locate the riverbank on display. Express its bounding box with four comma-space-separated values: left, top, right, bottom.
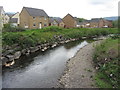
93, 37, 119, 88
59, 39, 105, 88
1, 27, 118, 66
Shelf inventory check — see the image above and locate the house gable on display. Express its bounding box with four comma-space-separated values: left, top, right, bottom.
20, 7, 49, 29
19, 7, 30, 28
63, 14, 76, 28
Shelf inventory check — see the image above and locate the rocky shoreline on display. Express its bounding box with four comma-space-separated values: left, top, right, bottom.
1, 34, 108, 67
1, 38, 80, 66
58, 39, 106, 88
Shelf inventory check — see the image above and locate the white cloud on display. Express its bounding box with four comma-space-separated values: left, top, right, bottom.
0, 0, 119, 19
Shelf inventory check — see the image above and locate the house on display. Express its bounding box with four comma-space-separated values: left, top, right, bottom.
4, 14, 10, 24
9, 18, 18, 27
74, 17, 81, 27
63, 14, 78, 28
79, 18, 113, 28
49, 17, 65, 27
20, 7, 49, 29
9, 12, 20, 27
0, 6, 10, 28
89, 18, 113, 28
79, 20, 91, 28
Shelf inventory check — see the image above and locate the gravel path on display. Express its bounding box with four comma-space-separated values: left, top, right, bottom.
59, 40, 104, 88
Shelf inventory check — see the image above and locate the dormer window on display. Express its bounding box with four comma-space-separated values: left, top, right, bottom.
33, 17, 36, 20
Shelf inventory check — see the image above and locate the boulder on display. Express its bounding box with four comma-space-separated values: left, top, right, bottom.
1, 57, 9, 65
51, 44, 57, 48
14, 51, 21, 59
21, 49, 27, 55
37, 45, 41, 49
6, 55, 14, 61
41, 47, 47, 52
30, 47, 39, 53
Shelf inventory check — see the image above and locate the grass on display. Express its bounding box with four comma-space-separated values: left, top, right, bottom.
93, 37, 119, 88
2, 26, 118, 50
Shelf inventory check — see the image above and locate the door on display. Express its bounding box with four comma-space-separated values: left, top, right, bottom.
39, 22, 42, 29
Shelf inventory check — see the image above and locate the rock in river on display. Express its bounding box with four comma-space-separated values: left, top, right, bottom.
14, 51, 21, 59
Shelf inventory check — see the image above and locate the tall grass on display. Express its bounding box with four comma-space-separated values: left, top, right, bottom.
93, 38, 119, 88
2, 27, 118, 49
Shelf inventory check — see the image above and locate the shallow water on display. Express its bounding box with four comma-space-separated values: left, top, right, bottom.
2, 40, 90, 88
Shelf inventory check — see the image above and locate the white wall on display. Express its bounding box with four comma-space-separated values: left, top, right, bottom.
12, 12, 20, 24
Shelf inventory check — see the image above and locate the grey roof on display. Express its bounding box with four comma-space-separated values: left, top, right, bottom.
90, 18, 103, 22
24, 7, 48, 17
9, 18, 18, 23
6, 13, 14, 17
49, 17, 63, 23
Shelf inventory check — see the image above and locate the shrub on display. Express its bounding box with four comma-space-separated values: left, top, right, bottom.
93, 38, 119, 88
42, 26, 63, 32
3, 23, 25, 32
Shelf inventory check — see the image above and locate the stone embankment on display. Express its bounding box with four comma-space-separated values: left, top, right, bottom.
1, 34, 107, 66
1, 38, 79, 66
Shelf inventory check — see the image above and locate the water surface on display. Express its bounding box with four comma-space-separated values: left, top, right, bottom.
3, 40, 90, 88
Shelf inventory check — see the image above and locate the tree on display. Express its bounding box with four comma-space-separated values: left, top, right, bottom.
78, 18, 86, 22
112, 20, 118, 28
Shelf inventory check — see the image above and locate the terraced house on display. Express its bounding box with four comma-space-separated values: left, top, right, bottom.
20, 7, 49, 29
49, 17, 65, 27
79, 18, 113, 28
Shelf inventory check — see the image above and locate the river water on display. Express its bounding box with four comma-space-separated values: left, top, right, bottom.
2, 40, 91, 88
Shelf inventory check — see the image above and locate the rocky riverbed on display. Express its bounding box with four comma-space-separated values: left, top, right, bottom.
58, 39, 105, 88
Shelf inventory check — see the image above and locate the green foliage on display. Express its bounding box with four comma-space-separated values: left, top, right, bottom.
93, 38, 119, 88
3, 23, 25, 32
2, 27, 118, 49
112, 20, 118, 28
42, 26, 63, 32
77, 18, 86, 22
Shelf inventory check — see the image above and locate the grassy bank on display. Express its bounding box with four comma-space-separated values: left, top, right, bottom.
93, 37, 119, 88
2, 27, 118, 48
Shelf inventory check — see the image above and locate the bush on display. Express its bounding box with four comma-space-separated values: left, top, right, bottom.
2, 28, 118, 49
3, 23, 25, 32
93, 38, 119, 88
42, 26, 63, 32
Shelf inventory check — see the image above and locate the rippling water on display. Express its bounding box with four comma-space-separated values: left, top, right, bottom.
2, 40, 90, 88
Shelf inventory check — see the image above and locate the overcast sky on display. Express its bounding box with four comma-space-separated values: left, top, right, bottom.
0, 0, 119, 19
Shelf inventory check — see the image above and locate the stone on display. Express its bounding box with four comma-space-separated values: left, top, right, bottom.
14, 51, 21, 59
37, 45, 41, 49
82, 37, 87, 39
1, 57, 9, 65
21, 49, 27, 54
30, 47, 39, 53
6, 55, 14, 61
8, 50, 14, 54
51, 44, 57, 48
41, 47, 47, 52
2, 51, 10, 56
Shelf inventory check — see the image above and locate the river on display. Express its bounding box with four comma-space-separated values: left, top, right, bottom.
2, 40, 92, 88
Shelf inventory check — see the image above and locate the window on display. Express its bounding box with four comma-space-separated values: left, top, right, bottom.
44, 17, 47, 20
33, 17, 36, 20
33, 23, 36, 27
53, 21, 57, 25
44, 23, 47, 27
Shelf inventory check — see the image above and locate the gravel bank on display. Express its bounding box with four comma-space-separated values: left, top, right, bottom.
59, 40, 105, 88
